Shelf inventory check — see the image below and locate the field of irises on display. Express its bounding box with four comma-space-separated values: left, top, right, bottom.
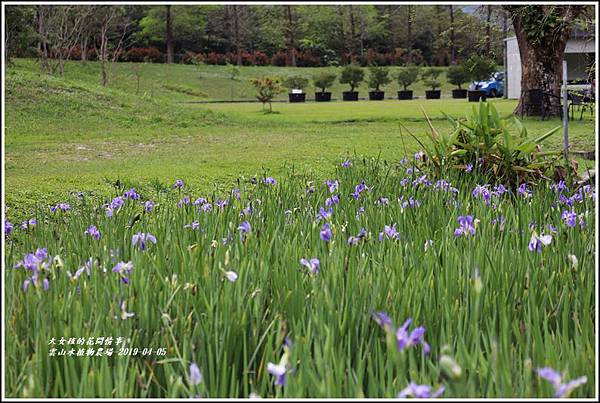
4, 156, 596, 398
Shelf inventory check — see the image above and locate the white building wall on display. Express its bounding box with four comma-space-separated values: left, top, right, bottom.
505, 37, 521, 99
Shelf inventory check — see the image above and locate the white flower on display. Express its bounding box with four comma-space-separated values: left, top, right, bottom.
225, 271, 238, 282
567, 254, 578, 269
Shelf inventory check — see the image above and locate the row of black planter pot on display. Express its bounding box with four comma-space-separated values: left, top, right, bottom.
288, 89, 487, 102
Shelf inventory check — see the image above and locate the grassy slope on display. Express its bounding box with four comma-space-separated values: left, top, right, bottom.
4, 59, 596, 216
10, 59, 476, 102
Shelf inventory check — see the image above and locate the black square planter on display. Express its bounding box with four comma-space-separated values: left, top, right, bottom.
452, 89, 468, 99
288, 93, 306, 103
425, 90, 441, 99
398, 90, 413, 100
468, 90, 487, 102
369, 91, 385, 100
315, 92, 332, 102
342, 91, 359, 101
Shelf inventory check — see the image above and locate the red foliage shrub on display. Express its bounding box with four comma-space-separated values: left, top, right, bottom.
123, 47, 163, 63
271, 51, 287, 67
253, 51, 269, 66
296, 50, 321, 67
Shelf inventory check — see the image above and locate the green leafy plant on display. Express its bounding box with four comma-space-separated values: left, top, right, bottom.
251, 76, 285, 113
463, 55, 497, 85
367, 66, 391, 91
397, 65, 420, 91
313, 72, 337, 92
421, 68, 441, 91
446, 65, 470, 89
283, 75, 309, 92
404, 101, 562, 184
339, 64, 364, 92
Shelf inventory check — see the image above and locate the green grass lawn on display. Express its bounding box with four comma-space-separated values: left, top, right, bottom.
4, 59, 596, 217
10, 59, 467, 102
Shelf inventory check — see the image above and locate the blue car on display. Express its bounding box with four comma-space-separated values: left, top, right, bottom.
469, 72, 504, 97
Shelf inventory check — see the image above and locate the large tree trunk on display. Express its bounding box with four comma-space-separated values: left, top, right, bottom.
81, 35, 88, 61
285, 5, 296, 67
406, 5, 413, 64
166, 5, 174, 64
232, 6, 242, 66
449, 5, 455, 64
507, 6, 582, 117
485, 5, 492, 54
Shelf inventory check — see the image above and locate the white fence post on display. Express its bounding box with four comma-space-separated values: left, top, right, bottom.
562, 59, 569, 162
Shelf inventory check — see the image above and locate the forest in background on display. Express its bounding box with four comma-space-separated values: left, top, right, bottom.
5, 5, 512, 67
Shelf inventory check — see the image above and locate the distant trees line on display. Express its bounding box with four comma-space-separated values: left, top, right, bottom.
6, 4, 512, 69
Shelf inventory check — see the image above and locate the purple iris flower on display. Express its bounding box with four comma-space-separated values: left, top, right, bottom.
4, 220, 13, 236
216, 199, 228, 209
194, 197, 206, 206
491, 215, 505, 228
173, 179, 185, 189
536, 367, 587, 398
266, 362, 287, 386
372, 311, 393, 329
189, 363, 203, 386
15, 248, 49, 271
400, 178, 410, 187
184, 220, 200, 230
400, 196, 420, 209
144, 201, 154, 212
518, 183, 531, 197
561, 210, 577, 227
347, 227, 367, 245
352, 181, 369, 200
50, 203, 70, 212
264, 177, 277, 185
379, 224, 399, 241
405, 167, 414, 175
376, 197, 389, 206
399, 157, 409, 166
21, 218, 37, 229
528, 233, 552, 252
132, 232, 157, 251
325, 194, 339, 206
356, 206, 365, 218
200, 202, 212, 213
177, 196, 191, 208
241, 204, 253, 217
305, 185, 315, 194
552, 180, 568, 194
414, 150, 425, 160
112, 261, 134, 284
395, 318, 430, 355
473, 184, 492, 205
111, 196, 125, 209
84, 225, 101, 240
465, 163, 473, 173
238, 221, 251, 234
317, 206, 333, 221
412, 174, 431, 187
397, 382, 445, 398
341, 159, 352, 168
320, 223, 332, 242
231, 188, 241, 199
106, 196, 124, 216
300, 258, 320, 274
326, 179, 339, 193
454, 215, 476, 237
124, 188, 140, 200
